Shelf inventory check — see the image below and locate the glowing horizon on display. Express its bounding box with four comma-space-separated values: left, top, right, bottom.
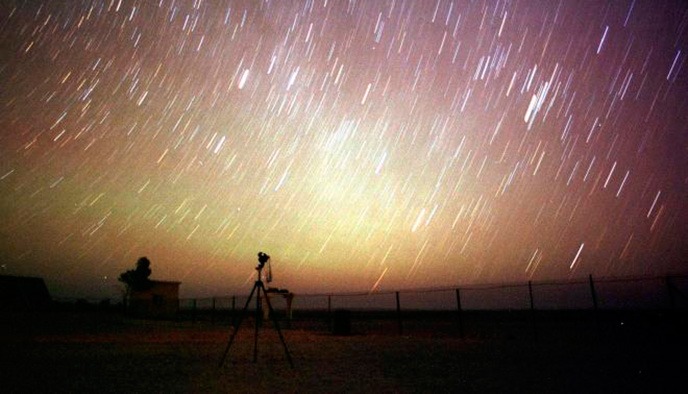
1, 0, 687, 299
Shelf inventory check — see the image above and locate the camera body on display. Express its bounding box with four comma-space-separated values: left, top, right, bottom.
257, 252, 270, 270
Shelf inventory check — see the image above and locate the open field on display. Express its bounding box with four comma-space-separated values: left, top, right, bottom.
2, 310, 685, 393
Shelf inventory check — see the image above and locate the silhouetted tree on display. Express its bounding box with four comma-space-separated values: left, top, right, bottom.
118, 256, 153, 292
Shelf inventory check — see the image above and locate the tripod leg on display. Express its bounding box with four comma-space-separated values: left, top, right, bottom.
218, 283, 257, 367
253, 285, 261, 363
263, 287, 295, 368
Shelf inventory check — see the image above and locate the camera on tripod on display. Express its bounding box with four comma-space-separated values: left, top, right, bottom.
219, 250, 293, 368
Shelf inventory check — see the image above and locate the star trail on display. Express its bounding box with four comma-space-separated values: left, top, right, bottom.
1, 0, 687, 298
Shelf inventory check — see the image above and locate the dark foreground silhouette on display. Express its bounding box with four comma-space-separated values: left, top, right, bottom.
2, 308, 685, 393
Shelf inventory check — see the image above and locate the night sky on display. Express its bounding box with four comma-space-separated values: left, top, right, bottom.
1, 0, 687, 299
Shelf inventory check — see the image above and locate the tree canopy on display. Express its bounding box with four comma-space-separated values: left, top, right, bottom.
118, 257, 153, 291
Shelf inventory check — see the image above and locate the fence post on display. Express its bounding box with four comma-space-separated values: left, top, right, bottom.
231, 296, 236, 327
396, 291, 403, 335
589, 274, 599, 333
328, 295, 332, 331
455, 288, 464, 338
528, 281, 538, 340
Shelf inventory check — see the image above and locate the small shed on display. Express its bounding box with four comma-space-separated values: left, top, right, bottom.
0, 275, 51, 311
127, 280, 180, 318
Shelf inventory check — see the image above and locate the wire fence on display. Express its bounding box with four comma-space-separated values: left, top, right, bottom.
50, 274, 687, 339
174, 274, 687, 339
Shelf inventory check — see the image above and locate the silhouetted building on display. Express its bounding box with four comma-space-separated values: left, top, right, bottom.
0, 275, 51, 311
126, 280, 180, 318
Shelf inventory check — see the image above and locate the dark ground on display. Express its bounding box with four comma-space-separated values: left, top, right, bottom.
1, 309, 685, 393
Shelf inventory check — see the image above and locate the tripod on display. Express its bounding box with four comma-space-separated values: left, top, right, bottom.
219, 254, 294, 368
